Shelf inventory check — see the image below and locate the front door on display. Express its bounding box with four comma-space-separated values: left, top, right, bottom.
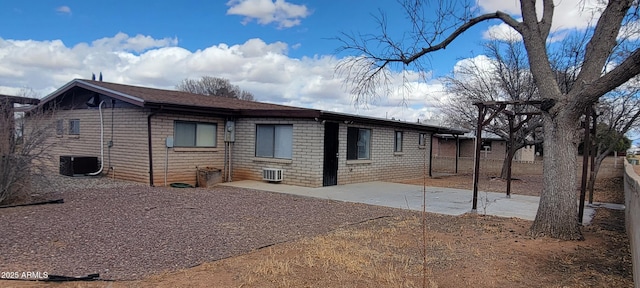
323, 122, 339, 186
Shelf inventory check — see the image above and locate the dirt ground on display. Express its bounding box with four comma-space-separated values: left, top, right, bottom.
0, 174, 633, 288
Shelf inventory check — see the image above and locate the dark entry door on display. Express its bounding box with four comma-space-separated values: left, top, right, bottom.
323, 122, 339, 186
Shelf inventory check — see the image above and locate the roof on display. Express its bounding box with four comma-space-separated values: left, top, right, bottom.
40, 79, 316, 117
0, 94, 40, 105
38, 79, 466, 134
435, 131, 505, 140
320, 111, 467, 135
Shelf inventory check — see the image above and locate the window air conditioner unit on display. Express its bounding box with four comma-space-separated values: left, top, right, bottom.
262, 168, 283, 182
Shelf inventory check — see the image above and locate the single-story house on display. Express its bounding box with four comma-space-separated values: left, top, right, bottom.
433, 132, 506, 159
1, 95, 40, 155
34, 79, 466, 187
433, 132, 535, 162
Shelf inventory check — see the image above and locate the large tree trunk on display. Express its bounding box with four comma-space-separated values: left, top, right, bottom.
530, 114, 583, 240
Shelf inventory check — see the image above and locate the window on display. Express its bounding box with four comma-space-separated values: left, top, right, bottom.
255, 124, 293, 159
347, 127, 371, 160
69, 119, 80, 135
482, 140, 492, 151
174, 121, 217, 147
419, 133, 427, 146
56, 119, 64, 136
394, 131, 403, 152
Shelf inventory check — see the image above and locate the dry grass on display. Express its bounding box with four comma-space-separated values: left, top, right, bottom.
239, 218, 422, 287
0, 174, 633, 288
6, 209, 630, 288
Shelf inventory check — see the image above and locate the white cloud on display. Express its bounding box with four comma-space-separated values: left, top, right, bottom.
0, 33, 451, 124
478, 0, 604, 41
56, 6, 72, 15
482, 23, 522, 42
619, 21, 640, 41
91, 32, 178, 53
452, 55, 496, 79
226, 0, 311, 29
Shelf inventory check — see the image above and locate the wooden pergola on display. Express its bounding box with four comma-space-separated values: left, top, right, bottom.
471, 99, 596, 224
0, 95, 40, 155
471, 100, 542, 211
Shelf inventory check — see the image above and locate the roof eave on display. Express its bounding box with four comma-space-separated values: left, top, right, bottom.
237, 109, 321, 118
38, 79, 146, 108
144, 102, 238, 116
319, 111, 467, 134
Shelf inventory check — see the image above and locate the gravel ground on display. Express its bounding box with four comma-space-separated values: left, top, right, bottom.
0, 175, 408, 280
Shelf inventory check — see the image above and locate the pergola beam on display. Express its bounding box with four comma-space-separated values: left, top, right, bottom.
471, 100, 543, 212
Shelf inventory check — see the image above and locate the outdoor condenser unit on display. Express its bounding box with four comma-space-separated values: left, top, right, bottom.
262, 168, 283, 182
60, 156, 99, 176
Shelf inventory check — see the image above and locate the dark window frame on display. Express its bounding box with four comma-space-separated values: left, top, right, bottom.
56, 119, 64, 136
69, 119, 80, 135
255, 124, 293, 159
347, 127, 371, 160
419, 133, 427, 146
394, 131, 403, 152
173, 121, 217, 148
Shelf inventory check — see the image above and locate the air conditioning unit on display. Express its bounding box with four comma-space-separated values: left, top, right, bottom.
60, 156, 99, 176
262, 168, 283, 182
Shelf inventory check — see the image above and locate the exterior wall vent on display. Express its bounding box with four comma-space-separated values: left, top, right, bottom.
262, 168, 283, 182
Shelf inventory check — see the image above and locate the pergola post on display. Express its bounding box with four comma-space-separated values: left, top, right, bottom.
579, 106, 591, 225
506, 114, 514, 198
472, 104, 485, 212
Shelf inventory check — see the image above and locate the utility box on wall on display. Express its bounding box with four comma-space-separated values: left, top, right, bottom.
224, 121, 235, 142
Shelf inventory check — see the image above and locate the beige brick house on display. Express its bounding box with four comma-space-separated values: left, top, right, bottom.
36, 79, 465, 187
433, 133, 508, 159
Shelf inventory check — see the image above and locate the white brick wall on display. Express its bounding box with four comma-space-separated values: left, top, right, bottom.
232, 118, 324, 187
231, 119, 432, 187
42, 107, 434, 188
42, 107, 151, 183
337, 124, 431, 184
42, 106, 227, 186
150, 113, 226, 186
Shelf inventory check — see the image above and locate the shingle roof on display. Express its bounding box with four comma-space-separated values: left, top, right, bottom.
39, 79, 466, 134
80, 79, 314, 113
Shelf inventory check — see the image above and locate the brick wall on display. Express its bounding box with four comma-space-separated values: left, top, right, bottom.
42, 106, 151, 183
231, 118, 324, 187
150, 113, 226, 186
231, 120, 434, 187
337, 124, 431, 185
432, 156, 624, 178
40, 101, 228, 186
433, 137, 457, 157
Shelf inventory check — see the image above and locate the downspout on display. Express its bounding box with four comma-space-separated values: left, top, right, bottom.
428, 133, 433, 177
108, 99, 115, 173
147, 107, 162, 186
88, 101, 105, 176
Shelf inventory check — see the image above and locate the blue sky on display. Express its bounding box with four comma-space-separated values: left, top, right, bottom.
0, 0, 624, 129
0, 1, 475, 62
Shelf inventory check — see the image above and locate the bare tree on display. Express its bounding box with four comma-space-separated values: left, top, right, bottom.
587, 78, 640, 197
176, 76, 255, 101
0, 89, 55, 205
337, 0, 640, 240
441, 40, 543, 178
